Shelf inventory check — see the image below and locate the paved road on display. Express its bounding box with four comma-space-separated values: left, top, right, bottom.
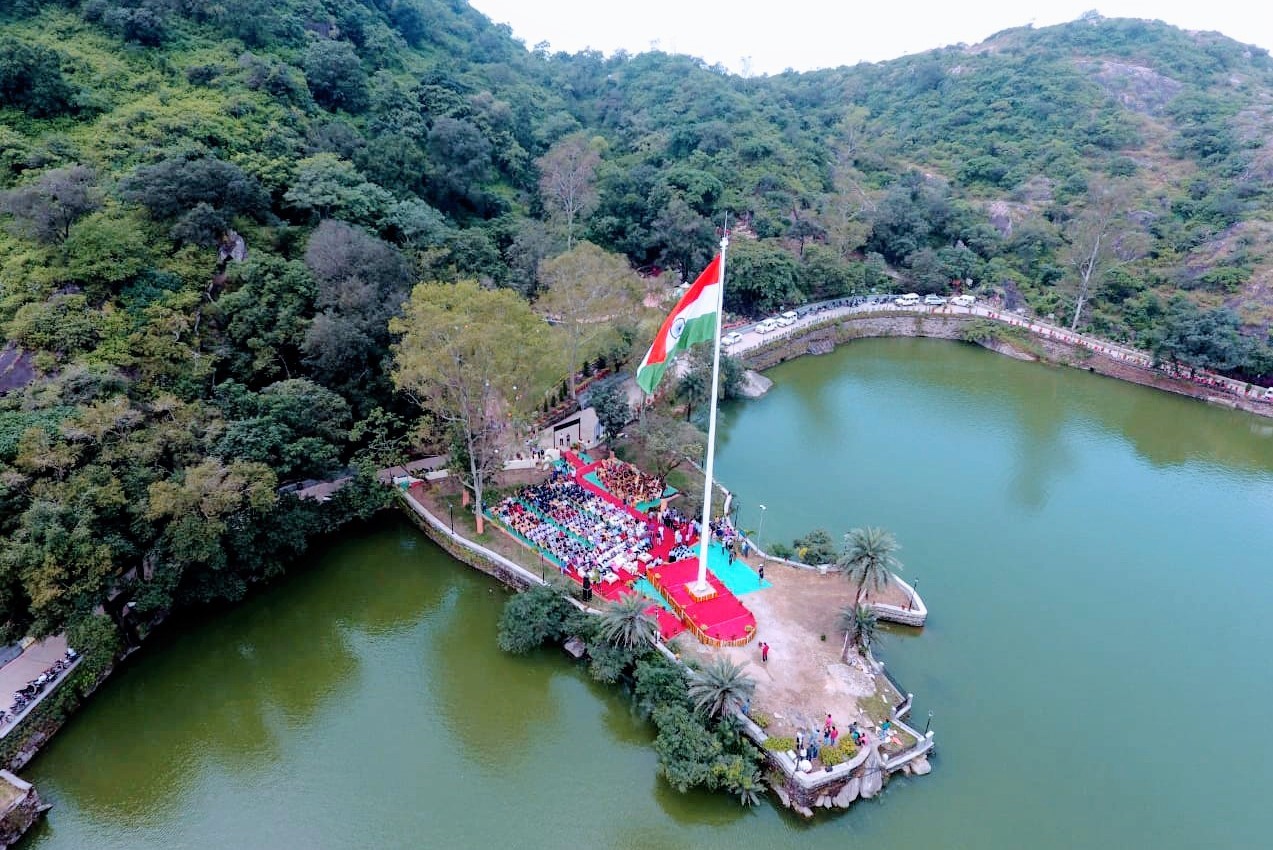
0, 635, 71, 734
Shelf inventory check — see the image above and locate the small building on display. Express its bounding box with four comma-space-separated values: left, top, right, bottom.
538, 407, 602, 451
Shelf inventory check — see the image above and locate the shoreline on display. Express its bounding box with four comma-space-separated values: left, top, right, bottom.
395, 484, 934, 816
731, 305, 1273, 419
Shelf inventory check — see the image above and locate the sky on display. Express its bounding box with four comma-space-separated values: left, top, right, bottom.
468, 1, 1271, 76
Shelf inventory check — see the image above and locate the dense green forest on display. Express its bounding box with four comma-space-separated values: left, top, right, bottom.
2, 1, 1272, 647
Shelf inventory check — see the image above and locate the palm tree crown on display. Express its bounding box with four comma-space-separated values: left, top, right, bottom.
839, 603, 880, 656
687, 656, 756, 719
597, 592, 657, 649
837, 526, 902, 607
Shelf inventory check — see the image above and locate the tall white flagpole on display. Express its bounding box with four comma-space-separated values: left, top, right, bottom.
691, 227, 730, 595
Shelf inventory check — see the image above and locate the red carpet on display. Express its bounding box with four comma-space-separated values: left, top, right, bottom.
509, 450, 751, 646
646, 559, 757, 647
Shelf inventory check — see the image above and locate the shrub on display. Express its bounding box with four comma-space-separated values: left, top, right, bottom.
762, 735, 795, 752
496, 584, 576, 653
819, 740, 857, 766
750, 711, 771, 729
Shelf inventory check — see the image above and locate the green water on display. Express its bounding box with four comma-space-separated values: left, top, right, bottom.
21, 338, 1273, 848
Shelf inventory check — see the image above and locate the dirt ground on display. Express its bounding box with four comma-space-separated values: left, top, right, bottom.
677, 555, 914, 740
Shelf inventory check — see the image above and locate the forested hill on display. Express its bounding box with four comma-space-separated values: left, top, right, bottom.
1, 1, 1272, 646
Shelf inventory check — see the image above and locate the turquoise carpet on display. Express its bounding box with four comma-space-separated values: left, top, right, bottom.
705, 541, 771, 596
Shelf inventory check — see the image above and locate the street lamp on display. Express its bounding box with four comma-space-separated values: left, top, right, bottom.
907, 577, 919, 611
924, 711, 933, 736
448, 503, 455, 534
757, 504, 767, 547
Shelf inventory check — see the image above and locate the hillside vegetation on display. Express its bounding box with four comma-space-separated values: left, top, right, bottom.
1, 1, 1271, 644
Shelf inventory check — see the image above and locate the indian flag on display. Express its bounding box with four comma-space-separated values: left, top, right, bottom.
635, 255, 722, 394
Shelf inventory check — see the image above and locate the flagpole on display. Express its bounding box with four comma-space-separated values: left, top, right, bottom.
692, 228, 729, 595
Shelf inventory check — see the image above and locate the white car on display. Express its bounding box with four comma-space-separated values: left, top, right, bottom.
754, 319, 778, 334
894, 293, 921, 307
775, 313, 797, 327
924, 294, 947, 306
952, 294, 976, 307
722, 331, 744, 345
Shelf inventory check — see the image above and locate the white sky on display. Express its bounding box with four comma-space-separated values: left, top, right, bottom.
468, 1, 1271, 76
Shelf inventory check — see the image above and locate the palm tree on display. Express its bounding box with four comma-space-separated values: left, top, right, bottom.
687, 656, 756, 720
597, 592, 657, 649
839, 603, 879, 657
838, 527, 902, 607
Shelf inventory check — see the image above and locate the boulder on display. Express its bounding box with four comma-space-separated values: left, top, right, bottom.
860, 769, 883, 799
815, 794, 830, 808
795, 805, 814, 819
834, 778, 860, 807
911, 756, 932, 776
775, 786, 791, 808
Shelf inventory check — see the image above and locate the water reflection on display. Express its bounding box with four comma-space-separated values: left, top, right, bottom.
429, 587, 558, 769
27, 521, 449, 821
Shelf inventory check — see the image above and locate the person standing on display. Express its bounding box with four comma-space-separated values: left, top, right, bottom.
761, 642, 770, 663
758, 564, 765, 582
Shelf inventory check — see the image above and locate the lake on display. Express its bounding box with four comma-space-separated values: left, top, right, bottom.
22, 338, 1273, 849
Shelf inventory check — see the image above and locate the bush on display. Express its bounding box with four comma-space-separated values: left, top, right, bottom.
818, 740, 858, 766
762, 735, 795, 752
769, 541, 793, 560
750, 711, 771, 729
496, 584, 576, 654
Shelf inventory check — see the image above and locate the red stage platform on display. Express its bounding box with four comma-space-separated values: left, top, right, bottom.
646, 559, 757, 647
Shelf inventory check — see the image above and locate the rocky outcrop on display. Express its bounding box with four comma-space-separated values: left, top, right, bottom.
834, 778, 860, 807
737, 369, 774, 398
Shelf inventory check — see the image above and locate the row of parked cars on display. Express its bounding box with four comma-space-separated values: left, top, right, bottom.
894, 293, 976, 308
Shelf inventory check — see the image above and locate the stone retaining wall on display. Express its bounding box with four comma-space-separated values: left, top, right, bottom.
0, 770, 46, 848
396, 488, 545, 591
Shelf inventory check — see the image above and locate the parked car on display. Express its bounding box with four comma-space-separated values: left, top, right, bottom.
894, 293, 921, 307
924, 294, 947, 306
780, 310, 799, 322
775, 312, 797, 327
754, 319, 778, 334
722, 331, 744, 345
952, 294, 976, 307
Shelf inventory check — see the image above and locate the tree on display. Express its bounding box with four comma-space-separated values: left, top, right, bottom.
627, 411, 703, 485
426, 117, 495, 213
839, 603, 879, 657
536, 242, 639, 397
792, 528, 837, 565
597, 592, 657, 649
390, 281, 551, 534
0, 165, 101, 243
1149, 296, 1252, 372
680, 345, 743, 422
724, 238, 801, 316
304, 38, 369, 113
0, 38, 78, 117
1063, 178, 1148, 330
651, 198, 716, 282
283, 154, 393, 224
537, 133, 601, 249
838, 527, 902, 607
496, 583, 577, 653
589, 383, 631, 440
687, 656, 756, 720
119, 154, 269, 223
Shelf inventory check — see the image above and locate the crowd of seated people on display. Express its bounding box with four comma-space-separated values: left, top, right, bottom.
596, 458, 664, 505
491, 479, 659, 581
